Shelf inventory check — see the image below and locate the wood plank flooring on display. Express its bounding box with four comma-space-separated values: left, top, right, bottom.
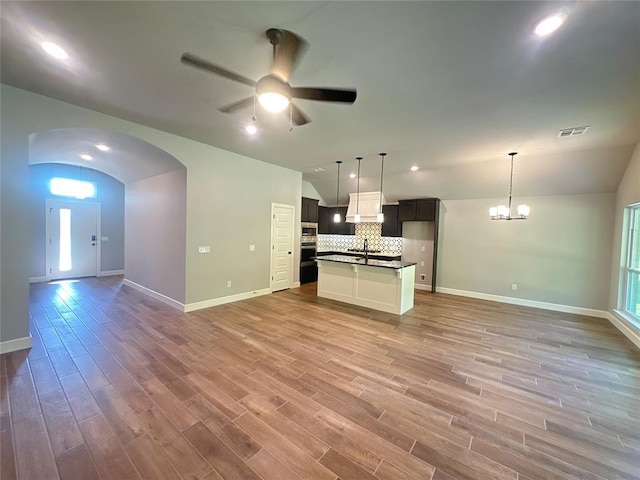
1, 275, 639, 479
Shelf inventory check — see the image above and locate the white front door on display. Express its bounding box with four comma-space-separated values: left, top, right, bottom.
270, 203, 294, 292
47, 200, 99, 280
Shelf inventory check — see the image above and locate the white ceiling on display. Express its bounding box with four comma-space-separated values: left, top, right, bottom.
2, 1, 639, 202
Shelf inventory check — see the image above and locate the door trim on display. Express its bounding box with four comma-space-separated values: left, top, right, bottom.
270, 203, 295, 292
45, 198, 101, 281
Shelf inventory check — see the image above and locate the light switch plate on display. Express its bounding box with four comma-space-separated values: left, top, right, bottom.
198, 246, 211, 253
101, 236, 109, 241
249, 245, 255, 251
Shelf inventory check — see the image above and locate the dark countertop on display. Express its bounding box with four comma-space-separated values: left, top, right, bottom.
315, 254, 416, 270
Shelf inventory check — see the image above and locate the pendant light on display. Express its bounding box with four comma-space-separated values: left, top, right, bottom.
354, 156, 363, 223
333, 161, 342, 223
489, 152, 530, 220
377, 152, 386, 223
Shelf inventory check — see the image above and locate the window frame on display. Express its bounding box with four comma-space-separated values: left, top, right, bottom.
623, 203, 640, 320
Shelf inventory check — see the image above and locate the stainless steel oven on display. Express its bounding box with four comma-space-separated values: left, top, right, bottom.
300, 222, 318, 283
301, 222, 317, 246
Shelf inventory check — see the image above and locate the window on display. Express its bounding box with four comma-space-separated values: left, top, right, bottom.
624, 204, 640, 319
50, 177, 96, 199
59, 208, 72, 272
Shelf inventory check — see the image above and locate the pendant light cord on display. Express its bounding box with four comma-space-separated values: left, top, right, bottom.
335, 161, 342, 216
379, 153, 386, 214
508, 152, 516, 215
355, 157, 362, 216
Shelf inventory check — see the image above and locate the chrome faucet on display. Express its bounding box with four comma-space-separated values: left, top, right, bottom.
363, 238, 369, 262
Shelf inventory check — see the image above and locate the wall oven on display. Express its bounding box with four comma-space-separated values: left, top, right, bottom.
300, 222, 318, 283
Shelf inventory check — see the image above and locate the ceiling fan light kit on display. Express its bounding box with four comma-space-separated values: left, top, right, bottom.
490, 152, 530, 221
180, 28, 357, 129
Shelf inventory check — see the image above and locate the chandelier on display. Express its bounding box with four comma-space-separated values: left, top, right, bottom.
490, 152, 530, 220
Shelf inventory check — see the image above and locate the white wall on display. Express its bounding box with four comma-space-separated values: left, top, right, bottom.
126, 169, 187, 303
302, 180, 326, 206
439, 194, 616, 311
0, 85, 302, 348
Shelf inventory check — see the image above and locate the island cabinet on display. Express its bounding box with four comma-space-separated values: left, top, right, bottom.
316, 256, 415, 315
301, 197, 319, 223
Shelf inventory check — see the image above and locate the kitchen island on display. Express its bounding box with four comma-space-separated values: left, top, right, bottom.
315, 255, 416, 315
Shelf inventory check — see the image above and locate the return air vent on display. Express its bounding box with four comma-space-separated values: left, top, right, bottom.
558, 125, 590, 138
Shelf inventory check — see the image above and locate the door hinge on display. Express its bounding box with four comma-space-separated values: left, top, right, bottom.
49, 268, 52, 274
49, 208, 53, 213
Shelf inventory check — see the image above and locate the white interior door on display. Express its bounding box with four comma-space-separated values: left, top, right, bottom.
48, 200, 99, 280
270, 203, 294, 292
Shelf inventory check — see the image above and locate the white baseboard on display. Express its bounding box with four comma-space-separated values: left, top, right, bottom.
437, 287, 609, 319
0, 335, 33, 354
122, 279, 185, 311
608, 310, 640, 349
184, 288, 271, 312
292, 282, 301, 288
29, 276, 49, 284
98, 269, 124, 277
415, 284, 432, 291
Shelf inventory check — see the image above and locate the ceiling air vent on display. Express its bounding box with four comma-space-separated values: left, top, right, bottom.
558, 125, 590, 138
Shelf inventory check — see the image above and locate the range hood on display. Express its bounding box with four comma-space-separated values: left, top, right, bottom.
345, 191, 386, 223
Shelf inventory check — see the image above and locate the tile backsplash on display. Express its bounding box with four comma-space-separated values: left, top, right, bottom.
317, 222, 402, 256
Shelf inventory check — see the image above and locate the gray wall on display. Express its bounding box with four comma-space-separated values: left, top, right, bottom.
185, 150, 301, 304
126, 169, 187, 303
0, 103, 30, 344
402, 221, 435, 287
1, 84, 302, 347
610, 142, 640, 310
438, 193, 616, 310
28, 163, 125, 277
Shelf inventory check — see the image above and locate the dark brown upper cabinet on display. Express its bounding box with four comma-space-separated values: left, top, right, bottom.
301, 197, 319, 223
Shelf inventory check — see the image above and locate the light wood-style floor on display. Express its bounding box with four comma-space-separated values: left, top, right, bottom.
1, 276, 639, 480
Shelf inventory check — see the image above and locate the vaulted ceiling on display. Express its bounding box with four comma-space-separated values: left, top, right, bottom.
2, 1, 638, 202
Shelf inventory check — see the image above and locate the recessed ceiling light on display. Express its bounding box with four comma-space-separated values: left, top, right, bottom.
95, 144, 110, 152
41, 41, 69, 60
534, 13, 566, 37
245, 124, 258, 135
349, 173, 356, 179
410, 166, 419, 172
79, 153, 93, 161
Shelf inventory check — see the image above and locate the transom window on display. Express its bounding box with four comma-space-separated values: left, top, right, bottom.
50, 177, 96, 199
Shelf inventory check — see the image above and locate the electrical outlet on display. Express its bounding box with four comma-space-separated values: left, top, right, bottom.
421, 246, 426, 252
198, 246, 210, 253
512, 283, 517, 291
420, 261, 425, 267
420, 274, 426, 281
249, 244, 255, 251
227, 280, 232, 288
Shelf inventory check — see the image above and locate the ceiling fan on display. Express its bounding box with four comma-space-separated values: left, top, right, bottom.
181, 28, 357, 127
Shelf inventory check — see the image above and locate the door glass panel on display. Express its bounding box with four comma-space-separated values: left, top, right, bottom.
59, 208, 72, 272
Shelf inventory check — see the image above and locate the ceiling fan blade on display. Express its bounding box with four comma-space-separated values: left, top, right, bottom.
181, 53, 256, 88
290, 87, 357, 104
268, 29, 308, 82
218, 96, 255, 113
291, 104, 311, 126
